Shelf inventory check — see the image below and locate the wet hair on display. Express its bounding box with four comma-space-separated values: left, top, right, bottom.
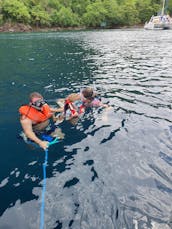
29, 92, 43, 102
82, 87, 94, 100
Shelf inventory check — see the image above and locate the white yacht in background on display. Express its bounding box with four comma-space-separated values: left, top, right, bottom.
144, 0, 172, 30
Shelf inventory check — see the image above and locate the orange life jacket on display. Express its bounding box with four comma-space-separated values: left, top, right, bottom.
19, 104, 52, 124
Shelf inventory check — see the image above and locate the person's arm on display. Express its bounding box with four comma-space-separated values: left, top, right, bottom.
92, 98, 110, 108
100, 102, 110, 108
20, 117, 49, 150
50, 106, 64, 123
67, 93, 81, 102
50, 107, 64, 113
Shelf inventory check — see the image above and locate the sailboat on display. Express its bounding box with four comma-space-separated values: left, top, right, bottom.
144, 0, 172, 30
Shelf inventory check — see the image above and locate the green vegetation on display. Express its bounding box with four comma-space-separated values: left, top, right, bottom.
0, 0, 171, 28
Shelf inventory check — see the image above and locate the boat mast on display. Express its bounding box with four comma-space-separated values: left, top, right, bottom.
161, 0, 165, 15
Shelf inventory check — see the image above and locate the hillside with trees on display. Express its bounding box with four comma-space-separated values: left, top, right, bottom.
0, 0, 172, 30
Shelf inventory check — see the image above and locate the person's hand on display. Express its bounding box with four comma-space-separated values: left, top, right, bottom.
39, 141, 49, 150
105, 105, 113, 110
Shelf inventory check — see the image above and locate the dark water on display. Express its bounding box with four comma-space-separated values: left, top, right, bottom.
0, 29, 172, 229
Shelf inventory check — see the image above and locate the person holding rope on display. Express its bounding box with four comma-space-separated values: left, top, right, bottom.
19, 92, 63, 150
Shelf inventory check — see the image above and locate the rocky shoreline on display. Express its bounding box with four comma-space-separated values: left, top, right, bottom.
0, 23, 87, 33
0, 22, 143, 33
0, 23, 32, 32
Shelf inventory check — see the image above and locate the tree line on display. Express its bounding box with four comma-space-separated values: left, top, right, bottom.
0, 0, 172, 28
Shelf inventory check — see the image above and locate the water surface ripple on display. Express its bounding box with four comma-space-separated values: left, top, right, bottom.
0, 30, 172, 229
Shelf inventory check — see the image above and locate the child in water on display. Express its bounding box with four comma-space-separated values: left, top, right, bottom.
55, 87, 109, 123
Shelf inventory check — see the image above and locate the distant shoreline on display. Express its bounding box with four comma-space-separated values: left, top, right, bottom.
0, 22, 144, 33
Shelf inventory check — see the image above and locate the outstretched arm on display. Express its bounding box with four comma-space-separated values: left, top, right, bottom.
67, 93, 81, 102
50, 107, 64, 113
100, 102, 110, 108
20, 117, 49, 150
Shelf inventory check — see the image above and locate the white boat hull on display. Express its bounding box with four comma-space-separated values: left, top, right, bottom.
144, 15, 172, 30
144, 22, 172, 30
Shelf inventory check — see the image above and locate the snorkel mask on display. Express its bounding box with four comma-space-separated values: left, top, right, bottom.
30, 97, 46, 110
29, 92, 45, 111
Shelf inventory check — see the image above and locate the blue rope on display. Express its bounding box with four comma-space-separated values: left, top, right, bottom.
40, 137, 59, 229
40, 148, 48, 229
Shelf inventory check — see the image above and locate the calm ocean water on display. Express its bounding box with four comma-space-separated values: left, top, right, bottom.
0, 29, 172, 229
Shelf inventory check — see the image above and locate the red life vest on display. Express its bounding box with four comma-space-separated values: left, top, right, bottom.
19, 104, 52, 124
64, 99, 85, 119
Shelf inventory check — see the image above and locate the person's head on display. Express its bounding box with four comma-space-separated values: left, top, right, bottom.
29, 92, 43, 103
81, 87, 95, 101
29, 92, 45, 110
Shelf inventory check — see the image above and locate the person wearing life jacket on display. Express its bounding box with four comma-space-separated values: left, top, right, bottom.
63, 87, 109, 118
54, 87, 109, 126
19, 92, 63, 150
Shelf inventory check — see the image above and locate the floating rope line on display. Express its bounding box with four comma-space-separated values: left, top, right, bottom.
40, 137, 59, 229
